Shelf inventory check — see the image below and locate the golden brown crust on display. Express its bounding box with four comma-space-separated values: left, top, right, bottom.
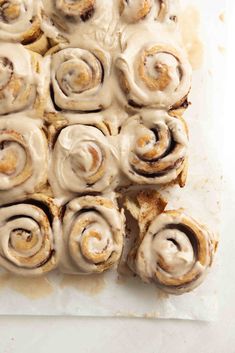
125, 190, 167, 237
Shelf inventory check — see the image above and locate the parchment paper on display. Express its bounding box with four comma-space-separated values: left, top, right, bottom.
0, 0, 226, 320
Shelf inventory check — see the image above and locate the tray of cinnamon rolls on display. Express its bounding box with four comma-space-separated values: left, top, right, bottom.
0, 0, 222, 318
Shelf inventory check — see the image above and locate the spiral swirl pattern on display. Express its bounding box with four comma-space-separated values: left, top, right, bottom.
0, 43, 41, 115
116, 42, 191, 109
50, 46, 111, 112
0, 0, 41, 43
119, 0, 171, 23
55, 0, 95, 21
120, 111, 188, 185
119, 0, 152, 23
50, 124, 118, 195
128, 210, 217, 294
62, 196, 124, 274
0, 116, 47, 204
0, 196, 61, 275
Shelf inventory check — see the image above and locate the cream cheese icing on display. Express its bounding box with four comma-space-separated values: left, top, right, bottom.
60, 194, 125, 274
0, 0, 41, 42
0, 115, 48, 205
128, 210, 217, 294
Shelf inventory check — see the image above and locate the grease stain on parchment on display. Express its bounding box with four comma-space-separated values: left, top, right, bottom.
179, 6, 204, 70
143, 311, 160, 319
156, 289, 170, 300
60, 274, 106, 296
116, 275, 128, 286
0, 273, 54, 300
218, 45, 226, 55
219, 12, 225, 23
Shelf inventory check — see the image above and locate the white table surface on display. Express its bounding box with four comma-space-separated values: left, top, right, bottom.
0, 3, 235, 353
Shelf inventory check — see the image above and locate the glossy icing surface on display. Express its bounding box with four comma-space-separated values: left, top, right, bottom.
0, 0, 217, 295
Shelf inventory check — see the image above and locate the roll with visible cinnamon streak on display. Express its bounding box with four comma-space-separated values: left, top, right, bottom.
48, 45, 112, 112
50, 123, 118, 196
0, 195, 61, 276
0, 115, 48, 205
116, 40, 191, 110
0, 43, 44, 116
61, 196, 124, 274
119, 111, 188, 186
0, 0, 48, 54
126, 191, 218, 294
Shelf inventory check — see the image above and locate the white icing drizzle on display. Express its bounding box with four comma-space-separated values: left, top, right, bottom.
0, 197, 61, 275
0, 115, 48, 205
131, 211, 216, 294
119, 110, 188, 184
61, 195, 125, 274
50, 124, 119, 197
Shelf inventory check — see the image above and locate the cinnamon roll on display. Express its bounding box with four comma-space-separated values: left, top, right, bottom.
55, 0, 94, 22
0, 0, 48, 54
119, 0, 171, 23
116, 40, 191, 110
42, 0, 95, 35
61, 195, 124, 274
119, 0, 152, 23
41, 0, 97, 44
0, 194, 61, 276
0, 115, 48, 205
50, 123, 118, 196
119, 111, 188, 186
48, 45, 111, 112
126, 191, 218, 294
0, 43, 44, 116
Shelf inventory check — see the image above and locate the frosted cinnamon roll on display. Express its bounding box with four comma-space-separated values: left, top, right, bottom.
50, 124, 118, 196
0, 0, 47, 54
48, 45, 111, 112
119, 0, 152, 23
0, 195, 61, 276
42, 0, 95, 36
61, 196, 124, 274
116, 40, 191, 110
0, 43, 44, 116
119, 0, 171, 23
0, 115, 48, 205
126, 191, 218, 294
119, 111, 188, 186
53, 0, 94, 22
